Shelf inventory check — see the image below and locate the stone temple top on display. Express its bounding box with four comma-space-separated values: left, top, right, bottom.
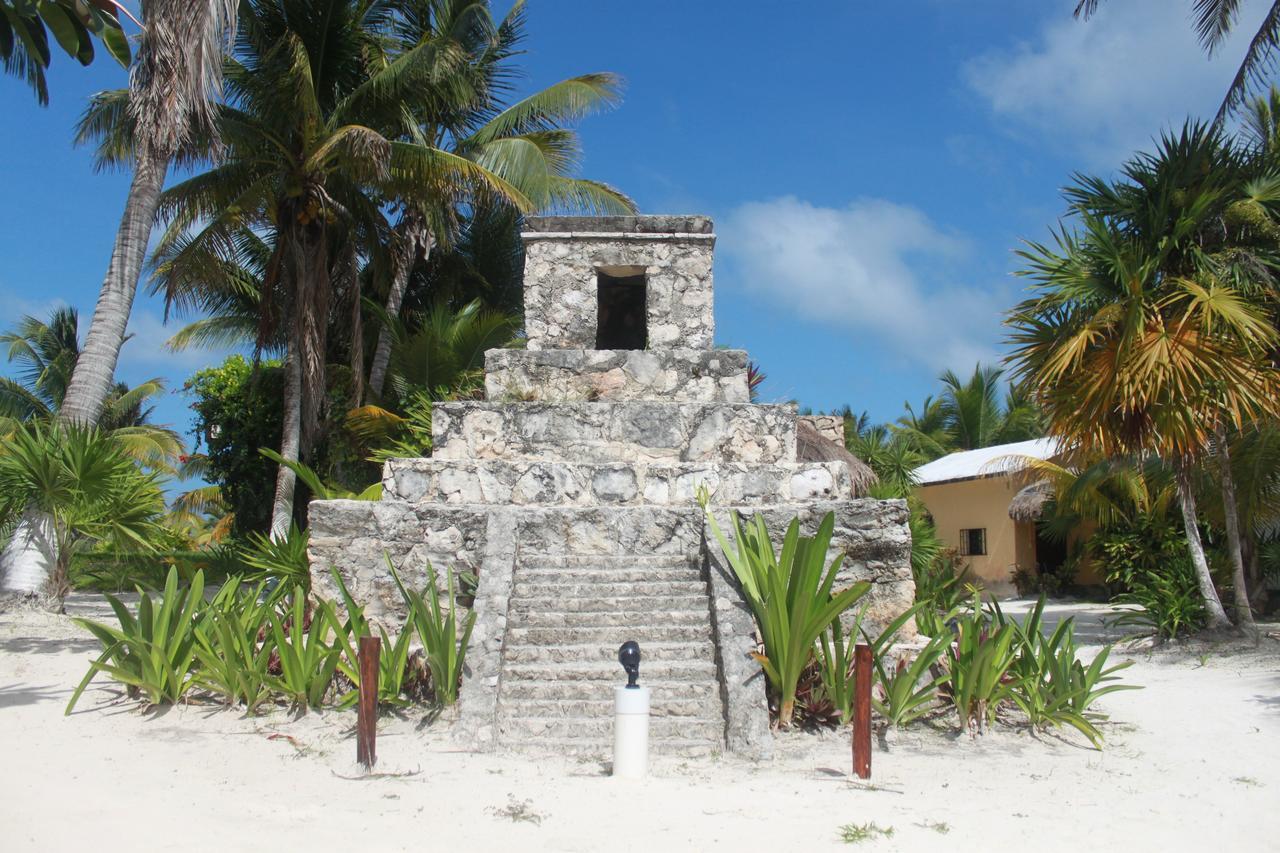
520, 215, 717, 351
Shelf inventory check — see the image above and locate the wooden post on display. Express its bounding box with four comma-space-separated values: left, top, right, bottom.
853, 642, 872, 780
357, 635, 380, 769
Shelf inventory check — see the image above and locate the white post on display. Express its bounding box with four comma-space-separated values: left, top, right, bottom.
612, 685, 650, 778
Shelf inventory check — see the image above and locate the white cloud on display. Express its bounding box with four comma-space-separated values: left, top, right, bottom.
720, 196, 1005, 371
117, 308, 234, 379
964, 0, 1272, 167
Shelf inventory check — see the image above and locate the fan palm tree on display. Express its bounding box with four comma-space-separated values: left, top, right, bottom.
1075, 0, 1280, 121
58, 0, 238, 428
1007, 122, 1280, 630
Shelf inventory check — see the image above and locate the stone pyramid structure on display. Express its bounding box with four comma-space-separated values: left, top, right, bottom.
309, 216, 913, 759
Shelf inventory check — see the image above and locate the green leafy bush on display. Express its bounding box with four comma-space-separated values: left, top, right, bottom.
390, 558, 475, 706
67, 568, 206, 711
999, 598, 1136, 746
193, 578, 281, 711
185, 356, 284, 536
704, 505, 870, 727
267, 591, 343, 711
945, 595, 1021, 734
240, 523, 311, 592
1112, 561, 1207, 639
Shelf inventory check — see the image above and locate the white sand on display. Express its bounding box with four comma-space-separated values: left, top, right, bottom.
2, 598, 1278, 852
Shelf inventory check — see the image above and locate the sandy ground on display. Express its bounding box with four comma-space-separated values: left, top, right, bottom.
2, 596, 1278, 853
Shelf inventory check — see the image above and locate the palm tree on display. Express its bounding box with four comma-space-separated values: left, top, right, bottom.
1075, 0, 1280, 121
364, 0, 634, 400
1007, 123, 1280, 630
58, 0, 238, 427
139, 0, 630, 535
893, 364, 1043, 459
0, 0, 132, 104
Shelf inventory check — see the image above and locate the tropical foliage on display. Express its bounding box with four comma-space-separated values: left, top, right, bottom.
0, 0, 131, 104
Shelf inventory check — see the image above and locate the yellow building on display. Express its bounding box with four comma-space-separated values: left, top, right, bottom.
913, 438, 1084, 597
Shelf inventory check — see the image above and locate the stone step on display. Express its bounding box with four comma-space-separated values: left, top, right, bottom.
503, 641, 715, 665
498, 714, 724, 743
509, 594, 709, 613
499, 679, 721, 703
501, 736, 720, 759
508, 609, 711, 628
431, 401, 797, 464
511, 579, 708, 598
502, 660, 717, 682
517, 567, 704, 584
517, 554, 698, 570
501, 697, 721, 718
383, 458, 849, 505
505, 624, 713, 645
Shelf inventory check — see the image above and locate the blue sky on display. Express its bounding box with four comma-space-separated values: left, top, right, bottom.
0, 0, 1272, 448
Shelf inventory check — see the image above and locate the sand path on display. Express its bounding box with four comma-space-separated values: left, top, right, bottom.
2, 598, 1277, 852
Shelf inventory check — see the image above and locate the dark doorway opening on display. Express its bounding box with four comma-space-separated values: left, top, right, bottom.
1034, 525, 1067, 574
596, 271, 647, 350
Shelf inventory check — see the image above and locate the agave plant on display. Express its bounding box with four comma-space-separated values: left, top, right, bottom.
66, 567, 206, 712
704, 506, 870, 727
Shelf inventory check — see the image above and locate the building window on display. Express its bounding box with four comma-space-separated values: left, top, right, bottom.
596, 270, 647, 350
959, 528, 987, 556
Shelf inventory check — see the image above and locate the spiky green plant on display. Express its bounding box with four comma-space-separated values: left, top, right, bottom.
945, 595, 1022, 734
267, 590, 341, 711
240, 523, 311, 592
66, 566, 205, 712
389, 557, 475, 706
704, 506, 870, 727
192, 577, 280, 712
327, 567, 416, 708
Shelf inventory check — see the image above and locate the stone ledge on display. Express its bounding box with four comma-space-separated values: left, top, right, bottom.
432, 401, 798, 464
383, 459, 851, 506
484, 348, 749, 403
524, 215, 713, 234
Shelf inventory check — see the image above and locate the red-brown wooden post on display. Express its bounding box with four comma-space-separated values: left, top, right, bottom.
853, 642, 872, 780
357, 635, 380, 769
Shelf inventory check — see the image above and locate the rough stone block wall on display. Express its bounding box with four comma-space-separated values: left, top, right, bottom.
484, 348, 749, 403
521, 222, 716, 351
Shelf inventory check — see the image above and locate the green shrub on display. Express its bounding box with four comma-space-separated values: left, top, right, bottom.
872, 632, 950, 730
1111, 560, 1207, 639
67, 567, 206, 712
704, 505, 870, 727
389, 558, 475, 706
912, 550, 969, 638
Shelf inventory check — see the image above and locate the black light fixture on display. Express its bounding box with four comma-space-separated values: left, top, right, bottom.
618, 640, 641, 689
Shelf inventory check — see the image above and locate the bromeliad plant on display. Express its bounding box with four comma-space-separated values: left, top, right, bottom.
267, 590, 343, 711
704, 502, 870, 727
67, 567, 206, 712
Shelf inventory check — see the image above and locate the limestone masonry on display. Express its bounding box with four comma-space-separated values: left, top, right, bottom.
309, 215, 914, 759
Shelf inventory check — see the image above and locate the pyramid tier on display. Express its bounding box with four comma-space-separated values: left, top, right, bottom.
383, 458, 849, 506
431, 401, 796, 463
484, 348, 749, 403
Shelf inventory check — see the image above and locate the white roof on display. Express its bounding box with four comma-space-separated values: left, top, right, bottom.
913, 437, 1061, 486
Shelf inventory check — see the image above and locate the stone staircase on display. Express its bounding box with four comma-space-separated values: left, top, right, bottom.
495, 551, 726, 757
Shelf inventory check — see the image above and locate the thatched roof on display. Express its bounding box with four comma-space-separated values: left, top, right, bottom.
1008, 479, 1054, 522
795, 419, 877, 497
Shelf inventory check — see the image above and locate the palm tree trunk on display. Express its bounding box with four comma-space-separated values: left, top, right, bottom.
368, 219, 432, 400
1213, 423, 1254, 627
60, 150, 169, 426
0, 508, 57, 595
269, 341, 302, 541
1174, 461, 1232, 630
